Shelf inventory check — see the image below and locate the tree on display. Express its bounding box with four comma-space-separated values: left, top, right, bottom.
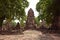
36, 0, 60, 30
0, 0, 29, 27
36, 0, 53, 25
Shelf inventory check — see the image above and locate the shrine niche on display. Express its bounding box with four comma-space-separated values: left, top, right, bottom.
13, 22, 21, 30
25, 8, 36, 30
16, 22, 20, 29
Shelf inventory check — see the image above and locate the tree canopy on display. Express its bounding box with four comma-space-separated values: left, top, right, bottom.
36, 0, 56, 25
0, 0, 29, 26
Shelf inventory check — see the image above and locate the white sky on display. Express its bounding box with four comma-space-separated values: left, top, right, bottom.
25, 0, 39, 17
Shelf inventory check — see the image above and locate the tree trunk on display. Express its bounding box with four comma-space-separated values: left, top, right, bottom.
51, 13, 60, 32
0, 19, 3, 31
0, 16, 5, 31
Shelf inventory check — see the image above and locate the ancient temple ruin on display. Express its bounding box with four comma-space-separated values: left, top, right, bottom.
25, 8, 36, 30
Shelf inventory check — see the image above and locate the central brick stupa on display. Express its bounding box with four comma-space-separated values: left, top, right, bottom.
25, 8, 36, 30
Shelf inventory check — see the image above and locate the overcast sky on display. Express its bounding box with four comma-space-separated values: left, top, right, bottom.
25, 0, 39, 17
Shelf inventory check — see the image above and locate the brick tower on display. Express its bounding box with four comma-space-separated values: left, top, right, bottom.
25, 8, 36, 30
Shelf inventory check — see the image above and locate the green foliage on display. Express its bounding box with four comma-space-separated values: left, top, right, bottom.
0, 0, 29, 26
35, 17, 40, 26
36, 0, 53, 25
20, 16, 27, 27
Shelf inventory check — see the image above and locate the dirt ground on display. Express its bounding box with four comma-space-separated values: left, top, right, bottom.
0, 30, 60, 40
